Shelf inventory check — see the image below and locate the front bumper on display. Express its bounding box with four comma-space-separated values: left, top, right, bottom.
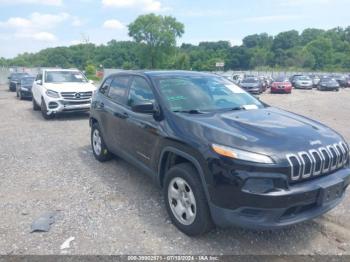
210, 168, 350, 229
319, 86, 339, 91
295, 84, 313, 89
9, 82, 17, 91
242, 87, 261, 94
271, 87, 292, 93
45, 97, 91, 114
19, 89, 32, 97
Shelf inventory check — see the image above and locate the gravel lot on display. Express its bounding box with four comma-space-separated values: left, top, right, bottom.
0, 84, 350, 255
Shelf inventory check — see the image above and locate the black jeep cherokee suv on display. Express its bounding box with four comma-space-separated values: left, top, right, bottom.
89, 71, 350, 236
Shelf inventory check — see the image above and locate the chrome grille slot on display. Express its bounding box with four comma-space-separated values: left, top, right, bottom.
335, 144, 344, 167
287, 154, 301, 181
320, 147, 331, 173
287, 142, 348, 182
299, 152, 312, 178
340, 142, 349, 165
310, 150, 322, 176
327, 145, 338, 170
61, 91, 93, 100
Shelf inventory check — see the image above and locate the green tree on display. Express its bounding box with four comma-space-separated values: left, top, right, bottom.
272, 30, 299, 50
128, 13, 184, 69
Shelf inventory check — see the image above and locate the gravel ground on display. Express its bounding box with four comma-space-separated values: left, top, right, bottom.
0, 85, 350, 255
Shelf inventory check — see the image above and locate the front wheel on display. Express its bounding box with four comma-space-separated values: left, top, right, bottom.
164, 163, 213, 236
41, 99, 54, 120
32, 97, 40, 111
18, 91, 23, 100
91, 123, 112, 162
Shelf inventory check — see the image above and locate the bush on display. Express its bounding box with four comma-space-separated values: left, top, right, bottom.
85, 64, 96, 76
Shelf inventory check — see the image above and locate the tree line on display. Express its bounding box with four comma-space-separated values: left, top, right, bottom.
1, 14, 350, 73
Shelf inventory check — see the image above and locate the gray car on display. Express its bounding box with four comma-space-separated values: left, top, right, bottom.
294, 76, 313, 89
239, 77, 263, 94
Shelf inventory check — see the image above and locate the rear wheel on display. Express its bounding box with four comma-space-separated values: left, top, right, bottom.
164, 163, 213, 236
41, 99, 54, 120
91, 123, 112, 162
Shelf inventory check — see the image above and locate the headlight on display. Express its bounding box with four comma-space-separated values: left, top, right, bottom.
211, 144, 274, 164
46, 90, 60, 98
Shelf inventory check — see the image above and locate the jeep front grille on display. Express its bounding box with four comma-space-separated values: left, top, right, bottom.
287, 142, 349, 182
60, 91, 92, 100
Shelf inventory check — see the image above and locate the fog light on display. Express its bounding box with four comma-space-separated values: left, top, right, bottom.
242, 178, 275, 194
48, 102, 59, 109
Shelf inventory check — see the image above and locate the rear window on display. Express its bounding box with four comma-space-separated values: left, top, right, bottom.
107, 76, 130, 104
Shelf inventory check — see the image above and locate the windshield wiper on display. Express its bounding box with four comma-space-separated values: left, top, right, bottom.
173, 109, 204, 114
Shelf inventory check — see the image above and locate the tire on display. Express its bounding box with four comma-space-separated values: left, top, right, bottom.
41, 98, 54, 120
32, 97, 40, 111
91, 122, 113, 162
164, 163, 213, 236
335, 88, 339, 92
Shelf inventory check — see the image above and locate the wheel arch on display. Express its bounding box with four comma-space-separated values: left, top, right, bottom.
158, 146, 210, 202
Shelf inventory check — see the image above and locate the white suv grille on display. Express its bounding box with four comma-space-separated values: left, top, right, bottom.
61, 91, 92, 100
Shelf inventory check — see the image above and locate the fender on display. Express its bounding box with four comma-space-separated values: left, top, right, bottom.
158, 146, 211, 202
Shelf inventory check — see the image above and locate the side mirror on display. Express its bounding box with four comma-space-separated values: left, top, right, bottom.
7, 77, 10, 80
131, 103, 155, 114
36, 80, 42, 85
89, 80, 94, 84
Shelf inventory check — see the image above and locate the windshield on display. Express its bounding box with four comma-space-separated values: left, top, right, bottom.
45, 71, 87, 83
155, 75, 264, 112
296, 76, 311, 81
241, 78, 258, 83
321, 78, 337, 84
21, 77, 35, 85
275, 77, 289, 82
11, 73, 29, 80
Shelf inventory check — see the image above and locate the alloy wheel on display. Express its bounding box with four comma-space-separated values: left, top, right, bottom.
92, 129, 102, 156
168, 177, 197, 225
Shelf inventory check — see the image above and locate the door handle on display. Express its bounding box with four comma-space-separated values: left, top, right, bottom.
114, 112, 129, 119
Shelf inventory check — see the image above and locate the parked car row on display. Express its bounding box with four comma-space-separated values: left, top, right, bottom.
222, 72, 350, 95
6, 69, 350, 237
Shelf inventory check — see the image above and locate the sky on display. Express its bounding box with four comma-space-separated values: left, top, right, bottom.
0, 0, 350, 58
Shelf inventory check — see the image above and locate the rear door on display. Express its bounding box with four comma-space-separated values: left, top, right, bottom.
102, 75, 132, 154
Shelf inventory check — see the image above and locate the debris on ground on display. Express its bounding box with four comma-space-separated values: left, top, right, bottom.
30, 211, 57, 233
60, 237, 75, 250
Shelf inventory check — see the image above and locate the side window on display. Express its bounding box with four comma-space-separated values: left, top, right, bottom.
99, 77, 112, 95
128, 76, 155, 107
107, 75, 130, 104
36, 74, 42, 81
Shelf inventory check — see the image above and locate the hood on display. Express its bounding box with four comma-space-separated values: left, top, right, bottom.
321, 82, 339, 87
172, 107, 344, 161
43, 82, 97, 93
272, 82, 291, 86
240, 82, 259, 88
296, 79, 312, 84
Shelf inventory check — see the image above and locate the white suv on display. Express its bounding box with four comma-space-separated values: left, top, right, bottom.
32, 69, 97, 119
